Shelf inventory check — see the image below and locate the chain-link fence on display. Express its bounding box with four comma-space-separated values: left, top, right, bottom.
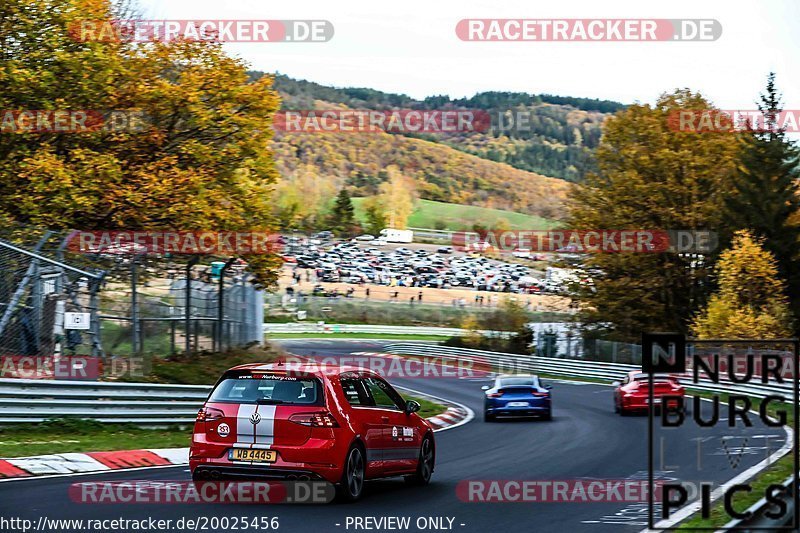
99, 261, 264, 356
0, 234, 105, 358
0, 227, 265, 362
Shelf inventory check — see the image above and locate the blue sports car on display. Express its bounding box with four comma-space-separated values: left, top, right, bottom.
482, 374, 552, 422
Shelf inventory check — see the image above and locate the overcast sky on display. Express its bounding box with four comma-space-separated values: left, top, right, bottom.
135, 0, 800, 108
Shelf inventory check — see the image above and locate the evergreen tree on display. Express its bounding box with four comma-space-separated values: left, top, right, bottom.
329, 188, 356, 236
692, 230, 793, 339
722, 73, 800, 323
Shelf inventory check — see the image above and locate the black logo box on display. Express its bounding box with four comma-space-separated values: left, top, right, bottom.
642, 333, 799, 530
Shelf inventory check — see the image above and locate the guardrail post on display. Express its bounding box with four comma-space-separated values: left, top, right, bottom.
130, 256, 141, 356
184, 257, 198, 355
215, 258, 236, 352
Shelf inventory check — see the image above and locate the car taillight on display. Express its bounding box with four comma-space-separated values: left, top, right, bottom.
196, 407, 224, 422
532, 392, 549, 397
289, 412, 340, 428
487, 392, 504, 398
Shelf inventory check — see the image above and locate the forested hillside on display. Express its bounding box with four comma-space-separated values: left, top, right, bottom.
263, 73, 622, 182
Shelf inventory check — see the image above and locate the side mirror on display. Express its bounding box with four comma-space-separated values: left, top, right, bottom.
611, 381, 621, 387
405, 400, 421, 414
480, 385, 490, 391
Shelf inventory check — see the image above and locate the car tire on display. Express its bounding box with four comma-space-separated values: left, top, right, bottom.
541, 410, 552, 421
405, 435, 435, 486
484, 411, 495, 422
336, 445, 365, 502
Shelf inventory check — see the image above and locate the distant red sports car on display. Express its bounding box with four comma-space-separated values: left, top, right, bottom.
612, 371, 685, 415
189, 363, 435, 501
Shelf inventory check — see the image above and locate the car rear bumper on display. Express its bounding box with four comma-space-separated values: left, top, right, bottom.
486, 404, 550, 417
189, 437, 345, 484
191, 464, 328, 481
621, 395, 683, 411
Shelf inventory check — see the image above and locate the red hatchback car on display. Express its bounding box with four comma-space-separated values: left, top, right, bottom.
612, 371, 685, 415
189, 363, 435, 501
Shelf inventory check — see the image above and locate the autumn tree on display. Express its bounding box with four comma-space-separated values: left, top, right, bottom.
692, 230, 793, 339
0, 0, 282, 285
273, 164, 335, 231
569, 90, 741, 340
362, 196, 388, 235
377, 166, 416, 229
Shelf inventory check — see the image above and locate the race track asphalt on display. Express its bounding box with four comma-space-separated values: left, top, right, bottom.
0, 339, 789, 533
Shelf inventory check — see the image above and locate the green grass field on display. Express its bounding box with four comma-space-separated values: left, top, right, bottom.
352, 198, 559, 232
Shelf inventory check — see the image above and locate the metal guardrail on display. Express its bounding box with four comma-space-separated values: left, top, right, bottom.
0, 378, 211, 424
0, 375, 461, 426
2, 345, 792, 426
264, 323, 511, 337
383, 343, 797, 399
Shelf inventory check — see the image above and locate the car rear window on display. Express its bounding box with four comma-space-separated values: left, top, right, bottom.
633, 373, 676, 383
499, 377, 537, 387
208, 372, 323, 405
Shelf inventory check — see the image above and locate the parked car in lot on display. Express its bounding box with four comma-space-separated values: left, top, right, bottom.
190, 363, 436, 501
612, 371, 685, 415
482, 375, 552, 421
355, 234, 375, 241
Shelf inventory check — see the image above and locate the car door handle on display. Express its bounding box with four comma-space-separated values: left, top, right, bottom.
381, 416, 390, 422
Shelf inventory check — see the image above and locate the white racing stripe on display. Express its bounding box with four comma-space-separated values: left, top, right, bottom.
255, 404, 276, 446
235, 403, 258, 449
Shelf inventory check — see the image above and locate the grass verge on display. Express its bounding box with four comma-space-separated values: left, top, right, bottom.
0, 419, 190, 458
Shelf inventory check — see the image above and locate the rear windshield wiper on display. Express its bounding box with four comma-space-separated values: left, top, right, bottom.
256, 398, 285, 404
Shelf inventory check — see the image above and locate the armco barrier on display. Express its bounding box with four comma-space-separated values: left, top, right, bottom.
0, 379, 211, 424
0, 376, 465, 427
264, 323, 510, 337
382, 343, 797, 400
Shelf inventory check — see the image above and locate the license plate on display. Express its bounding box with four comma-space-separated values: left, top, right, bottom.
229, 448, 278, 463
645, 398, 661, 404
507, 401, 528, 407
